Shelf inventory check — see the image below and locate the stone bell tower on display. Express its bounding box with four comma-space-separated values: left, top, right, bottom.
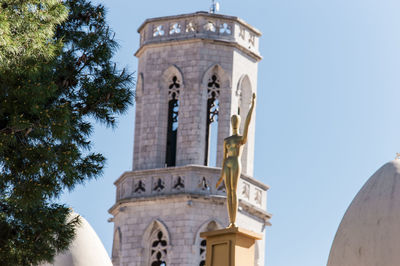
109, 11, 271, 266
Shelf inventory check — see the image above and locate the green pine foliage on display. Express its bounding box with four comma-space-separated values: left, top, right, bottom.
0, 0, 134, 264
0, 0, 68, 67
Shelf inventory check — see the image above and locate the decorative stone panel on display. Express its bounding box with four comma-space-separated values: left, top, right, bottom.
114, 165, 269, 210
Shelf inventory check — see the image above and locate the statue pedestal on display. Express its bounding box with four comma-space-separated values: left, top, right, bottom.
200, 227, 263, 266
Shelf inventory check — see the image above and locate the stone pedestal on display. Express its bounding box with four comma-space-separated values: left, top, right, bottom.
200, 227, 262, 266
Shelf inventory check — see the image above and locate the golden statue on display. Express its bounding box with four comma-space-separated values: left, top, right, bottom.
216, 93, 256, 228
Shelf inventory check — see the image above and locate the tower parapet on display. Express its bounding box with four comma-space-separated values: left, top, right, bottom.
136, 12, 261, 60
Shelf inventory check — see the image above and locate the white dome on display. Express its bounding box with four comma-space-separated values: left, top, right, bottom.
41, 213, 112, 266
328, 160, 400, 266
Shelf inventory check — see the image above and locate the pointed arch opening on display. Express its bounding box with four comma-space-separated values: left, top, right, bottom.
112, 227, 122, 264
236, 75, 253, 174
205, 74, 220, 167
160, 65, 184, 167
237, 75, 252, 122
194, 220, 223, 266
166, 75, 180, 167
201, 64, 230, 168
150, 230, 168, 266
143, 220, 171, 266
137, 73, 144, 96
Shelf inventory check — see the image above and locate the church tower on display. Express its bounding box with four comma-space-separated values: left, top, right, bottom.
109, 11, 271, 266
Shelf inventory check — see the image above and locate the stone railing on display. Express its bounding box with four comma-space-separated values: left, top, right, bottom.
137, 12, 261, 55
114, 165, 268, 210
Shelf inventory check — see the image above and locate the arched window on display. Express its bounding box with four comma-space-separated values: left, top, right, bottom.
112, 227, 122, 264
199, 239, 206, 266
195, 220, 221, 266
237, 76, 252, 118
136, 73, 144, 96
236, 75, 253, 175
166, 76, 180, 167
150, 230, 168, 266
142, 220, 170, 266
204, 74, 220, 166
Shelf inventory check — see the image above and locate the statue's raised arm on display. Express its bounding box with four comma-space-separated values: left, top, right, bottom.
241, 93, 256, 145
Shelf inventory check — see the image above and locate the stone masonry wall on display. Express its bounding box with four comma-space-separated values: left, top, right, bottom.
133, 40, 258, 172
110, 195, 266, 266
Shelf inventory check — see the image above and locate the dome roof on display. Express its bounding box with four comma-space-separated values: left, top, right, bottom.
41, 213, 112, 266
328, 160, 400, 266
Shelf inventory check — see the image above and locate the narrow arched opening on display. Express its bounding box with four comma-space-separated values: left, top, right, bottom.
143, 220, 171, 266
196, 220, 221, 266
150, 230, 168, 266
165, 76, 180, 167
112, 227, 121, 263
237, 75, 253, 174
204, 74, 220, 167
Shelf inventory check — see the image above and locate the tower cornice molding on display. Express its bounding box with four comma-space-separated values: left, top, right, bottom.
108, 194, 271, 225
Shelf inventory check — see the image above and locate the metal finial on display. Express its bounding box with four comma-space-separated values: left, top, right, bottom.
210, 0, 220, 13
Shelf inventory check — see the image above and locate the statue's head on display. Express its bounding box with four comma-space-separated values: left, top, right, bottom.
231, 114, 241, 133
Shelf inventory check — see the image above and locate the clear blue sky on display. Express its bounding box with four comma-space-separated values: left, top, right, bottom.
60, 1, 400, 265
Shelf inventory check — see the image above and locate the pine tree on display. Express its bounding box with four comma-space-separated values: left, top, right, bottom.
0, 0, 134, 264
0, 0, 67, 67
